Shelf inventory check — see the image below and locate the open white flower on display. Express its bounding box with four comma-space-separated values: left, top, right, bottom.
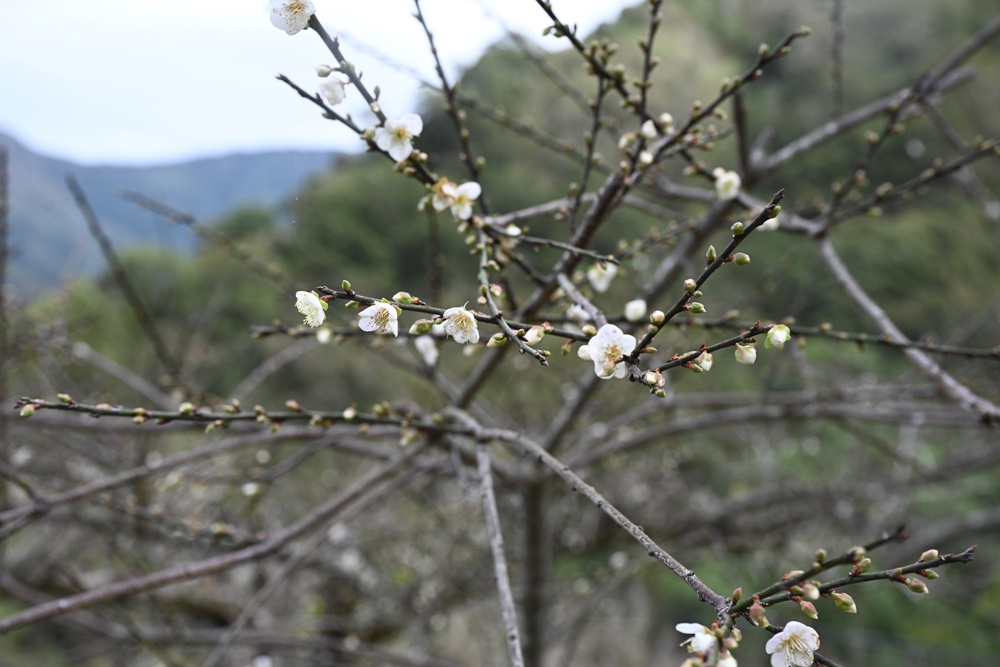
714, 168, 742, 201
718, 651, 738, 667
586, 324, 636, 379
450, 182, 481, 220
358, 301, 399, 337
735, 342, 757, 365
320, 79, 347, 106
566, 304, 591, 321
624, 299, 647, 322
442, 304, 479, 344
765, 621, 820, 667
675, 622, 717, 654
431, 178, 457, 212
586, 262, 618, 293
374, 113, 423, 162
414, 335, 438, 367
766, 324, 791, 349
269, 0, 315, 35
295, 290, 326, 327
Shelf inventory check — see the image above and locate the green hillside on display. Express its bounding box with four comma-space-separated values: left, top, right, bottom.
0, 131, 336, 295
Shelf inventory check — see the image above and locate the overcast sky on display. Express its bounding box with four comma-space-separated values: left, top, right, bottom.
1, 0, 637, 166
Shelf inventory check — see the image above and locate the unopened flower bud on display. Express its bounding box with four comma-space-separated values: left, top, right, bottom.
315, 64, 334, 77
57, 393, 73, 404
581, 324, 598, 337
392, 291, 415, 304
799, 600, 818, 619
801, 582, 820, 600
643, 371, 659, 386
178, 402, 196, 415
523, 326, 545, 345
689, 302, 706, 314
285, 400, 302, 412
919, 549, 939, 563
342, 405, 357, 420
706, 245, 717, 262
19, 404, 35, 418
684, 278, 697, 292
733, 252, 751, 265
906, 578, 929, 594
832, 591, 857, 613
409, 319, 433, 335
487, 333, 508, 348
920, 569, 940, 580
749, 602, 769, 628
731, 221, 745, 235
734, 342, 756, 365
650, 310, 665, 325
815, 548, 827, 563
855, 557, 872, 573
731, 587, 743, 603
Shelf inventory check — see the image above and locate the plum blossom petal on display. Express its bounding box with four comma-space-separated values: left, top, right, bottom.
675, 622, 717, 654
586, 262, 618, 293
269, 0, 315, 35
375, 113, 423, 162
586, 324, 636, 379
450, 182, 481, 220
320, 79, 347, 106
714, 168, 742, 201
358, 302, 399, 337
442, 304, 480, 344
414, 335, 438, 366
295, 290, 326, 327
765, 621, 820, 667
766, 324, 791, 349
624, 299, 647, 322
735, 342, 757, 365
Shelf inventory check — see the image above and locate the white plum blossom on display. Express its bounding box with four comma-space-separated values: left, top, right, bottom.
442, 304, 480, 344
269, 0, 315, 35
586, 324, 636, 379
624, 299, 647, 322
523, 326, 545, 346
586, 261, 618, 293
358, 301, 399, 337
641, 119, 658, 139
765, 621, 820, 667
295, 290, 326, 328
320, 79, 347, 106
718, 651, 738, 667
692, 350, 714, 372
659, 111, 675, 134
414, 335, 439, 367
374, 113, 423, 162
675, 622, 717, 654
450, 182, 482, 220
566, 304, 591, 321
735, 342, 757, 365
766, 324, 791, 349
431, 178, 457, 212
714, 168, 742, 201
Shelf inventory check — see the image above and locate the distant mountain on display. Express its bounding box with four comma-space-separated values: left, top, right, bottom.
0, 132, 336, 295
